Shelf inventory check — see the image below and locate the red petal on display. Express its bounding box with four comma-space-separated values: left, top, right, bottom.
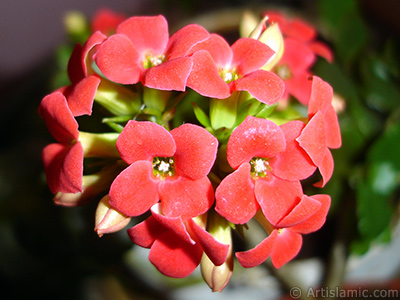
67, 44, 84, 83
63, 75, 100, 116
150, 204, 194, 244
166, 24, 210, 59
171, 123, 218, 180
281, 38, 315, 74
117, 15, 169, 55
296, 112, 327, 166
143, 57, 192, 91
290, 194, 331, 234
310, 41, 334, 63
284, 72, 313, 106
271, 229, 302, 268
285, 19, 316, 41
187, 219, 229, 266
215, 163, 258, 224
277, 194, 322, 228
188, 33, 232, 66
227, 116, 286, 169
94, 34, 142, 84
256, 177, 303, 226
127, 216, 166, 248
324, 105, 342, 149
38, 92, 79, 143
81, 31, 107, 75
308, 76, 334, 117
236, 230, 278, 268
109, 161, 159, 217
231, 38, 275, 75
149, 230, 203, 278
116, 120, 176, 164
186, 50, 230, 98
314, 148, 334, 188
270, 121, 316, 181
42, 142, 83, 194
159, 176, 214, 221
232, 70, 285, 105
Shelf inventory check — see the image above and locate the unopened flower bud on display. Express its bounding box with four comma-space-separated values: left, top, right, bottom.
239, 11, 260, 39
95, 195, 131, 237
201, 212, 233, 292
64, 11, 89, 42
258, 22, 284, 71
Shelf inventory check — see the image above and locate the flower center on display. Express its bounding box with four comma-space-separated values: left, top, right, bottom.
250, 157, 271, 178
143, 53, 165, 69
152, 156, 175, 178
219, 68, 238, 83
275, 64, 292, 80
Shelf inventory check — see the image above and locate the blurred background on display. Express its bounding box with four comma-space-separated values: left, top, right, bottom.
1, 0, 400, 299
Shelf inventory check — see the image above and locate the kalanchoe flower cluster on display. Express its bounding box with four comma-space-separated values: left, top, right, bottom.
39, 11, 341, 291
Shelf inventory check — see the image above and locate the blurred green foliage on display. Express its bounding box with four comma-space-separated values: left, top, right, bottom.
315, 0, 400, 254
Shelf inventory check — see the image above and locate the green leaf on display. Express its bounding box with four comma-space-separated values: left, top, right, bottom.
356, 181, 393, 241
317, 0, 368, 65
360, 55, 400, 113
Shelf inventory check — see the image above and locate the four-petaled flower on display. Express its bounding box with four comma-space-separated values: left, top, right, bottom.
264, 10, 333, 105
109, 121, 218, 221
215, 116, 316, 225
94, 15, 210, 91
187, 34, 285, 105
236, 194, 331, 268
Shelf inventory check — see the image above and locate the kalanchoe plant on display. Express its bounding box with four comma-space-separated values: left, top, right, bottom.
39, 10, 341, 292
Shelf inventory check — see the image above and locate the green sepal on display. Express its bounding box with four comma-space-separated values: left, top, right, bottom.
143, 87, 171, 112
79, 131, 120, 158
102, 116, 132, 133
192, 102, 211, 128
95, 80, 141, 116
210, 93, 238, 130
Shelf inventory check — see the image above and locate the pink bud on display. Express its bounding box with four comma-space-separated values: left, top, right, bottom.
200, 212, 233, 292
95, 195, 131, 237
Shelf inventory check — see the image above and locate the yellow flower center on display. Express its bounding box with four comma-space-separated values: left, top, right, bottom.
152, 156, 175, 178
143, 53, 165, 69
219, 68, 238, 83
250, 157, 271, 178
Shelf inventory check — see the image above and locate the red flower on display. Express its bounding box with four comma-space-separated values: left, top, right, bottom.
38, 92, 83, 194
109, 121, 218, 220
236, 194, 331, 268
264, 11, 333, 62
186, 34, 285, 104
127, 204, 229, 278
94, 15, 210, 90
297, 76, 342, 187
263, 11, 333, 105
215, 116, 315, 225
